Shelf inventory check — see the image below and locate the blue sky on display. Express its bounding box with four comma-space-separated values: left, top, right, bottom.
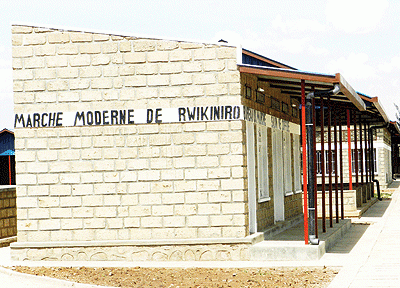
1, 0, 400, 129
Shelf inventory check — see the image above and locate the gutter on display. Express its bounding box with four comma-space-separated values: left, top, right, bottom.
369, 123, 389, 201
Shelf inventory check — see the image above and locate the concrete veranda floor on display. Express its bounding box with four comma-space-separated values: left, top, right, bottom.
0, 181, 399, 287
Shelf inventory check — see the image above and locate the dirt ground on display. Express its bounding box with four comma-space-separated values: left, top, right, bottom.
8, 266, 338, 287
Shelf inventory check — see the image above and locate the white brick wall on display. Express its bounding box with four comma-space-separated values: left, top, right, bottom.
12, 25, 246, 245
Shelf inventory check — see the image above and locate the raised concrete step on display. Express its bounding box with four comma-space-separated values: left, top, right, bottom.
250, 218, 352, 261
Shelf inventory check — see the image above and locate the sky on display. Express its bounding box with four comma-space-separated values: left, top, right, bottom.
1, 0, 400, 130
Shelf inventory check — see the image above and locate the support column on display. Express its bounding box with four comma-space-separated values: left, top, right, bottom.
354, 113, 359, 188
347, 110, 353, 190
320, 98, 326, 233
328, 96, 333, 228
306, 88, 317, 243
339, 115, 344, 219
359, 115, 364, 187
369, 126, 375, 198
301, 79, 308, 245
365, 122, 370, 200
312, 97, 318, 238
334, 110, 339, 223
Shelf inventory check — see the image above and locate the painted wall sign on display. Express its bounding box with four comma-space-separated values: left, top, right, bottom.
14, 106, 243, 128
14, 105, 300, 134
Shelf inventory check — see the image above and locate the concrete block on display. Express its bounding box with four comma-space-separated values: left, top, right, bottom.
58, 44, 79, 55
48, 32, 70, 43
193, 48, 216, 60
169, 50, 192, 62
80, 43, 101, 54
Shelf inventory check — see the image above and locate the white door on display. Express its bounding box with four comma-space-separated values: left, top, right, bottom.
273, 128, 285, 222
246, 121, 257, 234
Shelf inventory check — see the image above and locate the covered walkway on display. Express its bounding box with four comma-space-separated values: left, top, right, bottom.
239, 62, 393, 244
328, 180, 400, 287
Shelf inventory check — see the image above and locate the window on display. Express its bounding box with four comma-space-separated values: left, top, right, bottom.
271, 97, 280, 111
315, 150, 336, 175
365, 148, 377, 173
256, 90, 265, 103
282, 102, 289, 114
326, 150, 336, 174
245, 85, 252, 99
352, 148, 377, 174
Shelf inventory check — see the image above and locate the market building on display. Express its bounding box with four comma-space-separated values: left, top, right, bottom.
10, 24, 391, 261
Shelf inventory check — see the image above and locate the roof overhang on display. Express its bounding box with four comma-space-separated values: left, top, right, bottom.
238, 64, 366, 112
358, 94, 389, 124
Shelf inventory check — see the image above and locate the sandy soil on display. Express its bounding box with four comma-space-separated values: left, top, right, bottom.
8, 266, 338, 287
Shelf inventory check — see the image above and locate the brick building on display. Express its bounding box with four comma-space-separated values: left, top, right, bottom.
11, 24, 378, 261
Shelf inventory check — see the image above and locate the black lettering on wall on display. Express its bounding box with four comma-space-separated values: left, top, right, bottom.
87, 111, 93, 125
225, 106, 232, 119
26, 115, 32, 128
111, 110, 118, 125
103, 110, 109, 125
41, 113, 48, 127
187, 107, 195, 121
48, 113, 56, 127
56, 112, 63, 126
155, 108, 162, 123
178, 108, 186, 121
147, 109, 153, 123
95, 111, 101, 125
33, 113, 40, 127
74, 112, 85, 126
120, 110, 126, 124
14, 114, 25, 128
127, 109, 134, 124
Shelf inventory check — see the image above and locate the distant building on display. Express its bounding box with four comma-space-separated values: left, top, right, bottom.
0, 129, 15, 185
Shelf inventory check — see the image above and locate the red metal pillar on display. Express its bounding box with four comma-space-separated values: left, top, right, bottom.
339, 115, 344, 219
347, 110, 353, 190
301, 79, 308, 244
328, 95, 333, 228
320, 98, 326, 233
334, 111, 339, 223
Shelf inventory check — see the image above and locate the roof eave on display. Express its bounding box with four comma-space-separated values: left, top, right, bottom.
337, 73, 366, 111
358, 93, 389, 123
373, 99, 390, 123
238, 65, 366, 112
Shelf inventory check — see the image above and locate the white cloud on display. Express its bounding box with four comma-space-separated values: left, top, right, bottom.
326, 0, 388, 33
0, 68, 12, 94
326, 53, 376, 79
272, 15, 326, 33
308, 45, 330, 56
274, 38, 309, 54
379, 55, 400, 73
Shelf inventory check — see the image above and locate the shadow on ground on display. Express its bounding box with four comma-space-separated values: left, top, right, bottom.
327, 198, 391, 254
